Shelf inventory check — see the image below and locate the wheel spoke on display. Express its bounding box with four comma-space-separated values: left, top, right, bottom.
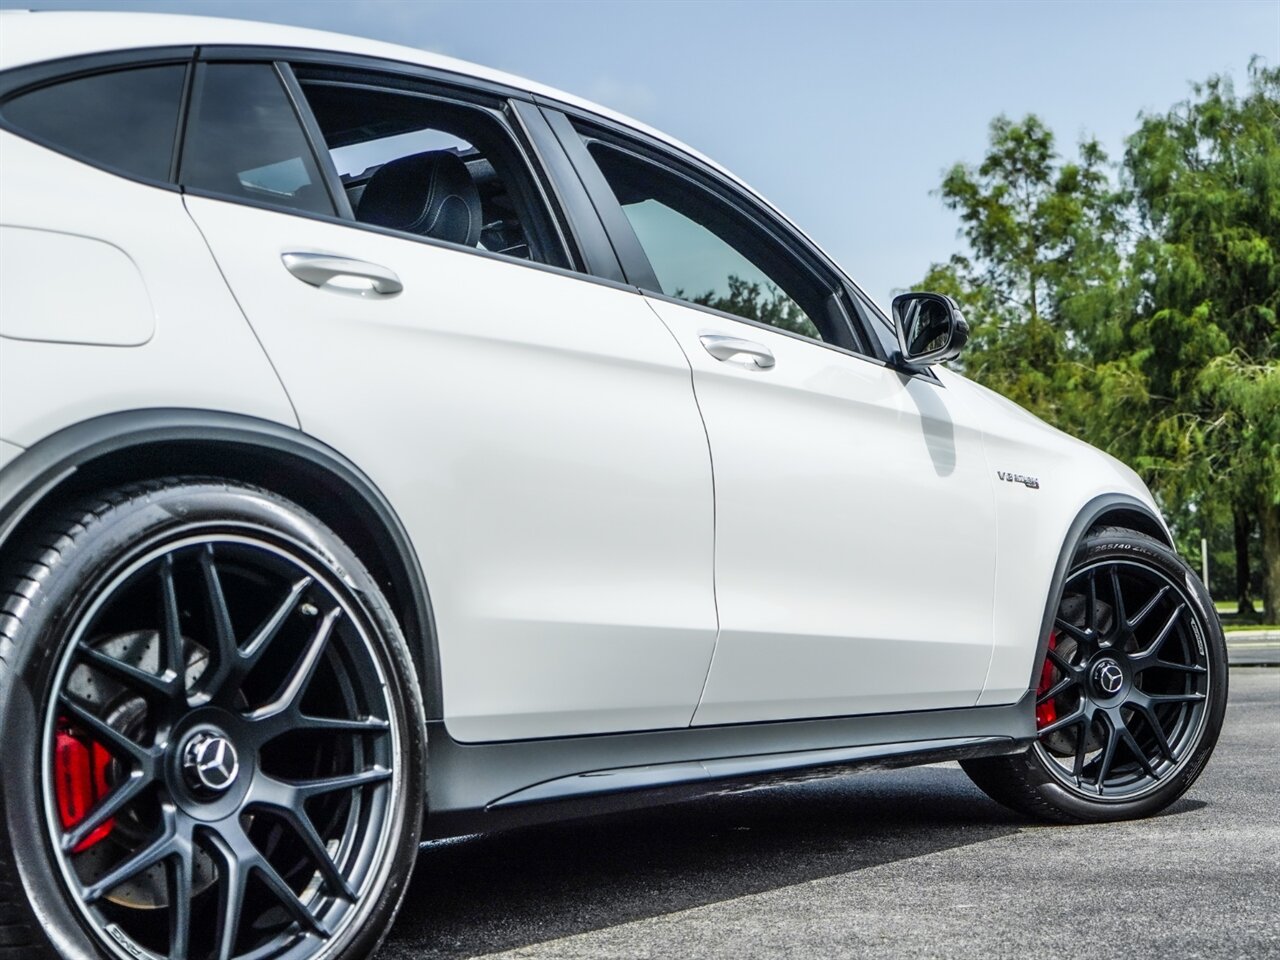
77, 643, 179, 700
1071, 719, 1090, 780
295, 766, 391, 800
1118, 720, 1158, 779
295, 714, 390, 734
253, 783, 355, 901
1127, 584, 1171, 630
158, 555, 186, 681
168, 842, 194, 960
62, 771, 150, 852
240, 576, 313, 674
1045, 644, 1079, 675
211, 836, 247, 960
1108, 567, 1127, 630
83, 811, 178, 903
1132, 702, 1176, 762
1036, 673, 1077, 706
1138, 602, 1186, 658
1086, 570, 1099, 632
1131, 651, 1207, 675
250, 606, 339, 724
1093, 713, 1120, 790
252, 853, 325, 937
1053, 617, 1090, 644
1039, 706, 1086, 737
59, 695, 151, 765
199, 546, 239, 667
1143, 691, 1205, 706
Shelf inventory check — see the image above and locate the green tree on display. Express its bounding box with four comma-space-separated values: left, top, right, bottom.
916, 116, 1129, 435
682, 275, 821, 340
913, 62, 1280, 619
1122, 59, 1280, 619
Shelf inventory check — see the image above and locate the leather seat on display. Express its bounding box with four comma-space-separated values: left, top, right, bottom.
356, 150, 482, 247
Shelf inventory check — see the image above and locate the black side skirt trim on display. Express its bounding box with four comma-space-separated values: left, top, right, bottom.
424, 693, 1034, 836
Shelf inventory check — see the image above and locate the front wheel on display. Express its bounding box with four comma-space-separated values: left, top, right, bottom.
0, 479, 425, 960
962, 526, 1228, 823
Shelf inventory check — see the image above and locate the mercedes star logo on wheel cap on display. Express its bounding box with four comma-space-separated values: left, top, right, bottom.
1093, 659, 1125, 696
183, 731, 240, 793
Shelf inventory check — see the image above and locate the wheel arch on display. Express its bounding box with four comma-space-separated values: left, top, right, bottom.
0, 409, 442, 718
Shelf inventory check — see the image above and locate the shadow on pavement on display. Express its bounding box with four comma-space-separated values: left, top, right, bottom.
381, 765, 1026, 958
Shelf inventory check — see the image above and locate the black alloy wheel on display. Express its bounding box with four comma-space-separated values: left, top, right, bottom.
0, 480, 425, 960
963, 526, 1227, 823
1033, 559, 1211, 799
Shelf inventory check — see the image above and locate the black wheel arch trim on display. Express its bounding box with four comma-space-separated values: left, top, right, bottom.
1030, 493, 1173, 695
0, 408, 443, 718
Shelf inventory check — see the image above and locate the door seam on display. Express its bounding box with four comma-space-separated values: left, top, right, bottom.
640, 295, 722, 725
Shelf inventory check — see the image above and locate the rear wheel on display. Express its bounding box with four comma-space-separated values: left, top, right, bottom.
962, 526, 1227, 823
0, 480, 425, 960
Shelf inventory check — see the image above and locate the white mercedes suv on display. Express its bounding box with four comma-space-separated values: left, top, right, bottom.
0, 12, 1227, 960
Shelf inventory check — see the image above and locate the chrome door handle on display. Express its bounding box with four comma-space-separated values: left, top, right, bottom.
281, 252, 403, 296
699, 334, 776, 369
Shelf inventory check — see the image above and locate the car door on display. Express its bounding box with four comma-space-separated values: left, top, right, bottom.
557, 118, 1000, 725
178, 56, 718, 742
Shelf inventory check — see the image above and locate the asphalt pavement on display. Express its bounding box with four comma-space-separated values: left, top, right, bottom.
380, 666, 1280, 960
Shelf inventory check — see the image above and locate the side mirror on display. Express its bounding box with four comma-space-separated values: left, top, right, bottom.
890, 292, 969, 366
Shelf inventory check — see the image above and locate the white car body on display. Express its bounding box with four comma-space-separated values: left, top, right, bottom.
0, 10, 1165, 755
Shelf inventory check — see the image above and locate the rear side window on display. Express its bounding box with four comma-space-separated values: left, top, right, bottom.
0, 65, 186, 182
292, 66, 569, 267
180, 63, 335, 216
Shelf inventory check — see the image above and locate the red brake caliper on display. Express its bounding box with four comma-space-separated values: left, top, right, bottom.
1035, 630, 1059, 730
54, 718, 116, 852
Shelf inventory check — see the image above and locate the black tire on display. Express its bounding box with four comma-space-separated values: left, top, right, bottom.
0, 479, 426, 960
962, 526, 1228, 824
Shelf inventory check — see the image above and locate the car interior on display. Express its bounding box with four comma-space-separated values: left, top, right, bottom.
295, 69, 567, 268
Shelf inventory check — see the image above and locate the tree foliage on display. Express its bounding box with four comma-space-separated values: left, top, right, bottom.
915, 59, 1280, 619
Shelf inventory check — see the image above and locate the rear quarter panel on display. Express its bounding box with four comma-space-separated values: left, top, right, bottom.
0, 132, 296, 450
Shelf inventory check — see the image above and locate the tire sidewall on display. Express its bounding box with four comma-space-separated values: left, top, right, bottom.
1020, 529, 1229, 822
0, 482, 426, 960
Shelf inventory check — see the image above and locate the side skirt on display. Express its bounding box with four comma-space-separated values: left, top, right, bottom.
423, 693, 1034, 837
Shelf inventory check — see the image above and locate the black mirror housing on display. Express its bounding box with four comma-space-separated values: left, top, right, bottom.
890, 292, 969, 366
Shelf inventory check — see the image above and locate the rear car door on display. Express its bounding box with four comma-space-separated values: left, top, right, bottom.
554, 116, 1000, 725
179, 54, 718, 742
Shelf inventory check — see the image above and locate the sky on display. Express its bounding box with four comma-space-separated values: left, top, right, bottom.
3, 0, 1275, 308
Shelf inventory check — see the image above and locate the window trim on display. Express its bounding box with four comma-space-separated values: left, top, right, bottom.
0, 47, 195, 191
507, 98, 624, 282
276, 62, 355, 220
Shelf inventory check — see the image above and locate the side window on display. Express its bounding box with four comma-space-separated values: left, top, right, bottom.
293, 68, 568, 268
584, 139, 840, 344
0, 64, 186, 182
181, 63, 335, 216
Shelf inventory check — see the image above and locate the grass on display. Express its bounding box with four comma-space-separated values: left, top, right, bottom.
1214, 600, 1278, 633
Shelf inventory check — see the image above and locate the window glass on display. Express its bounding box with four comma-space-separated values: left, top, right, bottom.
294, 71, 567, 267
587, 142, 830, 342
180, 63, 334, 216
0, 65, 186, 182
